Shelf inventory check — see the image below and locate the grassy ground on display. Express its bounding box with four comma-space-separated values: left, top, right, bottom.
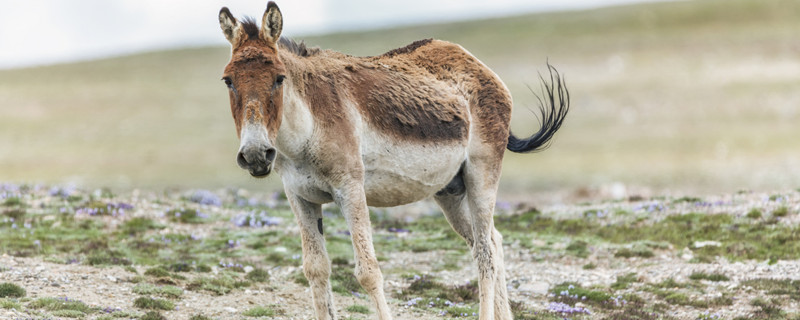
1, 0, 799, 196
2, 184, 800, 319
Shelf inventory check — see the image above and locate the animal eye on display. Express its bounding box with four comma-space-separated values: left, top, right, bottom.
275, 75, 286, 85
222, 77, 233, 88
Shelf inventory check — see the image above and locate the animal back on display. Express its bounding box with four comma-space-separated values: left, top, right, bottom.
351, 68, 468, 143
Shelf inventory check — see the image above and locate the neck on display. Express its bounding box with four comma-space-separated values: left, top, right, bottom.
274, 52, 313, 158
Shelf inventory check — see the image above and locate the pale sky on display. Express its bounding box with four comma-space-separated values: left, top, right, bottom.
0, 0, 671, 69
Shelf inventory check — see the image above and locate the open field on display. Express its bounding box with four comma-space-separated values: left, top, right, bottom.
2, 184, 800, 319
1, 0, 798, 198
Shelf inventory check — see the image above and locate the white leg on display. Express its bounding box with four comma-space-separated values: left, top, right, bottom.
334, 185, 393, 320
286, 190, 336, 320
463, 157, 512, 320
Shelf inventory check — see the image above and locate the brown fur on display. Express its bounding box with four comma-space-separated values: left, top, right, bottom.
350, 67, 468, 142
224, 36, 285, 139
274, 40, 500, 144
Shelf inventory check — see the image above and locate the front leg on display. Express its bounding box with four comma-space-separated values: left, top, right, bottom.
285, 190, 336, 320
334, 184, 393, 320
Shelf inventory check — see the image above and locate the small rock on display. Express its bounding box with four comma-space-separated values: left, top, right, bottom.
518, 281, 549, 295
107, 275, 117, 282
244, 266, 254, 273
224, 307, 237, 313
51, 282, 60, 287
692, 241, 721, 248
680, 248, 694, 261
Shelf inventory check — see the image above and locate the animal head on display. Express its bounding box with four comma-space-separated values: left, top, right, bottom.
219, 2, 286, 177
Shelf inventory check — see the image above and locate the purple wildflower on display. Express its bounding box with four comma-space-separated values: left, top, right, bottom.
495, 201, 513, 212
231, 210, 282, 228
190, 190, 222, 206
405, 297, 422, 307
547, 301, 591, 315
226, 239, 241, 249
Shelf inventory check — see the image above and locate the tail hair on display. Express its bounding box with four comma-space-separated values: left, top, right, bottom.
506, 63, 570, 153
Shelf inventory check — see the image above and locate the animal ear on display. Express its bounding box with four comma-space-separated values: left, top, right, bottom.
219, 7, 241, 45
261, 1, 283, 44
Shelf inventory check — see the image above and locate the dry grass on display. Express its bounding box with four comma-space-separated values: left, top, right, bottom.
1, 0, 798, 196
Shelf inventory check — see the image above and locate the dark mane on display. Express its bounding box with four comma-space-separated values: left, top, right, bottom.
239, 16, 319, 57
240, 17, 260, 40
278, 37, 320, 57
382, 39, 433, 58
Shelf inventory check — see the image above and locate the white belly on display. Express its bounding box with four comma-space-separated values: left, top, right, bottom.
276, 131, 467, 207
361, 132, 466, 207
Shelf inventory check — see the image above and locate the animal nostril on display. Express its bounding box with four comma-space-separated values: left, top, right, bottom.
237, 152, 249, 167
265, 148, 277, 162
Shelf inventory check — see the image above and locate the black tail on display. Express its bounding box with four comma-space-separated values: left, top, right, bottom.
506, 63, 570, 153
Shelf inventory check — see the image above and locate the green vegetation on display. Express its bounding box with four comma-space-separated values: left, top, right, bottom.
3, 197, 24, 207
140, 311, 167, 320
393, 275, 479, 317
549, 282, 611, 308
28, 297, 92, 314
773, 206, 790, 217
291, 269, 309, 286
399, 275, 477, 303
144, 267, 171, 278
615, 246, 654, 258
2, 182, 799, 319
331, 266, 365, 295
0, 282, 25, 298
611, 273, 638, 290
51, 309, 86, 318
346, 304, 371, 314
496, 209, 800, 261
742, 278, 800, 300
245, 268, 270, 283
644, 287, 732, 309
187, 273, 250, 295
565, 240, 590, 258
0, 298, 22, 310
689, 272, 730, 282
243, 306, 276, 317
749, 298, 785, 319
133, 297, 175, 310
120, 217, 162, 235
132, 283, 183, 299
167, 208, 207, 224
2, 208, 25, 220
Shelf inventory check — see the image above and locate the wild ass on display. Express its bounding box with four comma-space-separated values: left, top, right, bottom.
218, 2, 569, 319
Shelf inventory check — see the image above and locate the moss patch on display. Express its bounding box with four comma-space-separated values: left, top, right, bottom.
0, 283, 25, 298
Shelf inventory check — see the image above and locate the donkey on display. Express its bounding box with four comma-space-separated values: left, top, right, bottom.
218, 2, 568, 319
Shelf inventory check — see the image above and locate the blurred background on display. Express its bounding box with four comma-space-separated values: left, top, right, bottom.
1, 0, 798, 202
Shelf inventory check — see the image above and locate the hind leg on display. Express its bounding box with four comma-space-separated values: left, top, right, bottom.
435, 169, 512, 320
